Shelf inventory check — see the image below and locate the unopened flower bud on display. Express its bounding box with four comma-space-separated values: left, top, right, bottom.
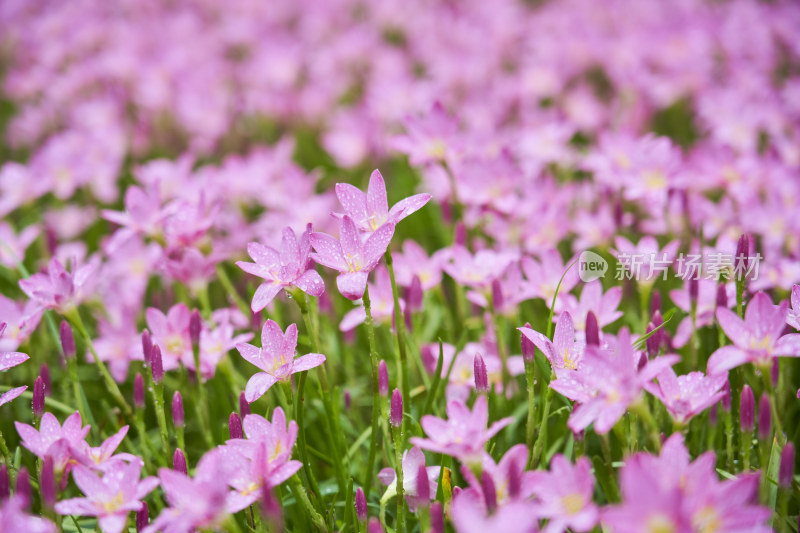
474, 353, 488, 393
136, 502, 149, 532
151, 344, 164, 384
32, 376, 45, 418
758, 395, 771, 440
585, 312, 600, 347
344, 390, 352, 410
0, 464, 8, 502
39, 364, 51, 396
355, 487, 367, 522
142, 329, 152, 367
431, 501, 444, 533
239, 392, 250, 417
173, 449, 187, 474
390, 389, 403, 428
229, 412, 243, 439
688, 278, 699, 306
735, 234, 751, 275
491, 279, 504, 311
771, 359, 779, 388
416, 464, 430, 504
716, 283, 728, 309
740, 385, 754, 431
15, 467, 31, 508
368, 518, 384, 533
645, 322, 658, 358
59, 320, 75, 360
780, 443, 795, 488
261, 485, 283, 529
134, 373, 145, 408
189, 309, 202, 347
408, 275, 423, 312
454, 222, 467, 246
521, 322, 536, 362
650, 290, 661, 317
172, 391, 184, 428
378, 360, 389, 397
41, 456, 55, 509
480, 471, 497, 514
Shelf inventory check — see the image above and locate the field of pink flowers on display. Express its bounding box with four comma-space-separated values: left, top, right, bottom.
1, 0, 800, 531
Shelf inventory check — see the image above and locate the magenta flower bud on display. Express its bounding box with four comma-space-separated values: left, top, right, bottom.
452, 486, 462, 498
716, 283, 728, 309
33, 376, 45, 418
136, 502, 149, 532
650, 290, 661, 316
390, 388, 403, 428
454, 222, 467, 246
780, 443, 795, 488
189, 309, 202, 347
173, 449, 188, 474
758, 395, 771, 439
59, 320, 75, 360
142, 329, 152, 367
172, 391, 184, 428
239, 392, 251, 417
474, 353, 488, 393
368, 518, 384, 533
491, 279, 504, 311
344, 390, 352, 410
41, 456, 55, 509
416, 464, 430, 504
585, 312, 600, 347
771, 358, 779, 388
645, 322, 658, 358
735, 233, 751, 274
688, 278, 699, 305
378, 360, 389, 397
740, 385, 754, 431
229, 412, 243, 439
431, 501, 444, 533
709, 404, 718, 425
151, 344, 164, 384
355, 487, 367, 522
404, 304, 413, 332
39, 364, 51, 396
134, 373, 145, 408
15, 467, 31, 508
408, 275, 423, 312
521, 322, 536, 362
480, 471, 497, 514
0, 464, 9, 502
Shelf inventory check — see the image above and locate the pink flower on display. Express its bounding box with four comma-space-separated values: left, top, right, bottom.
612, 236, 680, 285
520, 250, 579, 308
527, 455, 598, 533
669, 279, 735, 348
390, 102, 461, 166
91, 312, 144, 382
558, 281, 623, 332
19, 257, 97, 314
602, 434, 770, 533
0, 294, 43, 351
101, 185, 167, 253
786, 284, 800, 330
222, 407, 302, 512
339, 266, 403, 332
442, 246, 518, 289
393, 239, 444, 290
554, 329, 678, 434
145, 303, 192, 371
55, 463, 158, 533
410, 395, 512, 465
519, 312, 586, 378
0, 322, 29, 372
70, 425, 142, 472
15, 411, 91, 473
145, 450, 230, 533
310, 215, 394, 300
335, 169, 431, 233
378, 446, 440, 511
645, 367, 728, 424
460, 445, 537, 505
451, 487, 538, 533
237, 225, 324, 312
195, 318, 253, 379
0, 385, 28, 407
708, 291, 800, 374
0, 495, 56, 533
235, 321, 326, 402
0, 221, 39, 269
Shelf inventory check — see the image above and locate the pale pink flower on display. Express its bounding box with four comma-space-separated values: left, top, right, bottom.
19, 257, 98, 314
645, 367, 728, 424
527, 455, 598, 533
378, 446, 440, 511
15, 411, 91, 473
0, 221, 39, 269
0, 495, 56, 533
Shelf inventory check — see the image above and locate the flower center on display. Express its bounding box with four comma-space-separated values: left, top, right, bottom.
646, 514, 676, 533
102, 491, 125, 513
561, 492, 584, 515
692, 506, 721, 533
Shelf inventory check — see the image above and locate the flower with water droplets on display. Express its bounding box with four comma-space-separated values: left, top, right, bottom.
378, 447, 440, 511
235, 321, 325, 402
645, 367, 728, 424
15, 411, 91, 473
527, 455, 598, 533
19, 257, 97, 314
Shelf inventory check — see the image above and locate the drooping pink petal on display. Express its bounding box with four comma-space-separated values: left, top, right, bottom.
244, 373, 278, 402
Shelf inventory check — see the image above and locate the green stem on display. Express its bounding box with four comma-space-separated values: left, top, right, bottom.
151, 380, 171, 465
216, 264, 252, 318
362, 287, 382, 498
531, 386, 553, 468
524, 361, 536, 457
761, 368, 786, 446
191, 342, 213, 447
392, 424, 406, 533
632, 400, 662, 452
384, 250, 410, 435
289, 475, 329, 532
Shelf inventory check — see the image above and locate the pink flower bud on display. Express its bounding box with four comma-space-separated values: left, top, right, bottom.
15, 467, 31, 508
431, 501, 444, 533
521, 322, 536, 362
344, 390, 352, 410
172, 391, 184, 428
142, 330, 152, 368
716, 283, 728, 309
688, 278, 699, 305
454, 222, 467, 246
41, 456, 55, 509
740, 385, 754, 431
173, 449, 187, 474
59, 320, 75, 360
585, 312, 600, 347
379, 360, 389, 397
416, 464, 430, 504
735, 234, 751, 275
39, 364, 51, 396
390, 388, 403, 428
239, 392, 250, 417
151, 344, 164, 384
645, 322, 658, 358
650, 290, 661, 317
189, 309, 202, 347
491, 279, 504, 311
33, 376, 45, 418
474, 353, 488, 393
355, 487, 367, 522
758, 395, 771, 440
368, 517, 384, 533
780, 443, 794, 488
229, 412, 243, 439
134, 373, 145, 408
408, 275, 423, 312
136, 502, 149, 532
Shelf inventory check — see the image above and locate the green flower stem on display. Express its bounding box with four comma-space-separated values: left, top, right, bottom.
0, 428, 11, 465
531, 385, 554, 468
384, 250, 410, 434
392, 423, 406, 533
723, 407, 734, 471
65, 356, 90, 426
362, 286, 382, 498
598, 434, 620, 502
489, 302, 510, 392
632, 400, 662, 452
134, 409, 155, 472
289, 474, 329, 532
441, 160, 464, 228
761, 368, 787, 447
191, 342, 213, 447
216, 264, 252, 318
524, 360, 537, 456
151, 380, 171, 465
64, 308, 133, 420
